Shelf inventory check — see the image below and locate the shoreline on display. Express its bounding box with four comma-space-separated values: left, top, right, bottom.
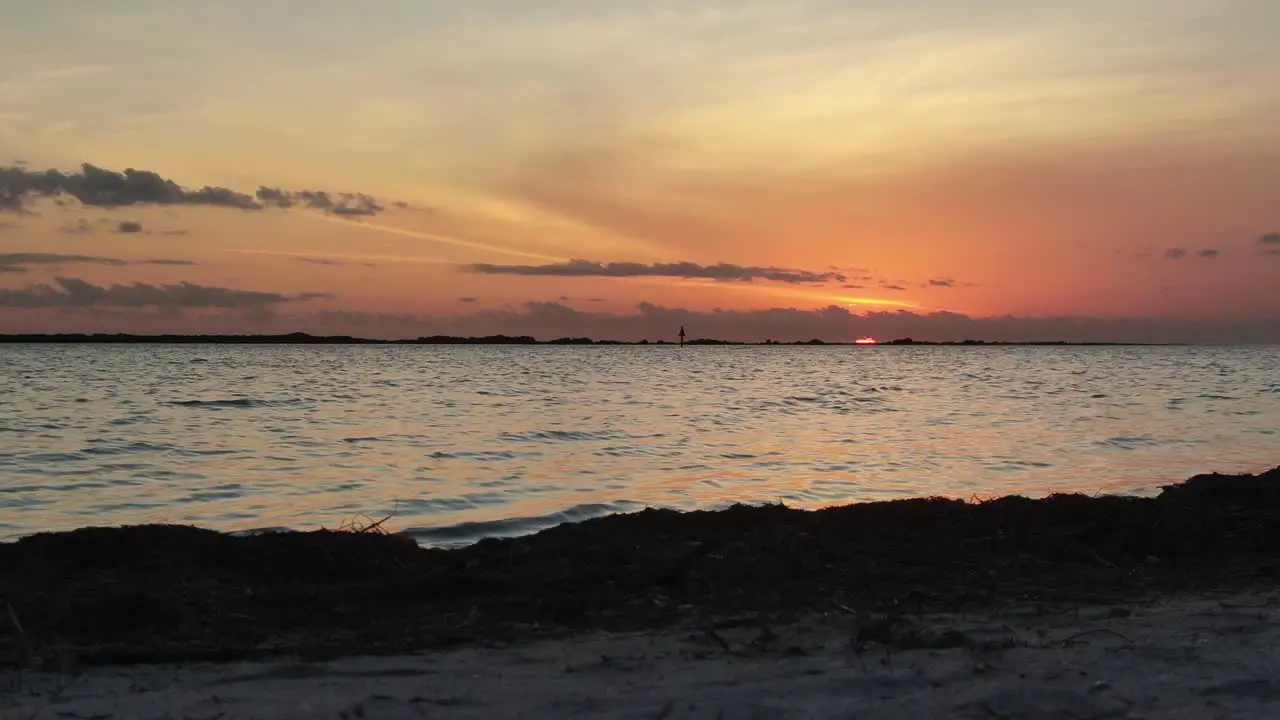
2, 466, 1278, 671
10, 590, 1280, 718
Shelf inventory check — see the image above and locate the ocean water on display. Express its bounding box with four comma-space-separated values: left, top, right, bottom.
1, 344, 1277, 545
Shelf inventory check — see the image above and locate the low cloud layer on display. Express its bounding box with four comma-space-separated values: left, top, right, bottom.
462, 259, 847, 284
5, 299, 1278, 343
0, 277, 331, 310
268, 302, 1280, 345
0, 253, 197, 273
0, 163, 387, 217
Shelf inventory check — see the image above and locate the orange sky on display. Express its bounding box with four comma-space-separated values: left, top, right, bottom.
2, 2, 1279, 341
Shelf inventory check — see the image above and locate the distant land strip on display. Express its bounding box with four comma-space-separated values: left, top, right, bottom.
0, 332, 1169, 346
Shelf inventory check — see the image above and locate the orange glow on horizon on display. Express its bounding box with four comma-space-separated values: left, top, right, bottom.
854, 337, 877, 345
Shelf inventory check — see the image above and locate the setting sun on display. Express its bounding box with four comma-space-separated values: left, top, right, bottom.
854, 337, 877, 345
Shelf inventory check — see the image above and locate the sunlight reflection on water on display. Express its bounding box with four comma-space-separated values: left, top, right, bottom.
1, 344, 1277, 544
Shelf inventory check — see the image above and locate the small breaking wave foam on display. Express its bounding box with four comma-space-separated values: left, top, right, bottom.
404, 500, 650, 548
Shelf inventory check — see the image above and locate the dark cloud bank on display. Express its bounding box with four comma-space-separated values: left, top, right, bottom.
4, 294, 1277, 342
0, 163, 386, 217
287, 302, 1280, 345
0, 277, 331, 310
463, 260, 847, 284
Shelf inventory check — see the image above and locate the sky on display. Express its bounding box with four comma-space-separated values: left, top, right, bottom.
1, 1, 1278, 342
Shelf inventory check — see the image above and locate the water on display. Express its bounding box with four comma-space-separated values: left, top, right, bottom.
1, 344, 1277, 545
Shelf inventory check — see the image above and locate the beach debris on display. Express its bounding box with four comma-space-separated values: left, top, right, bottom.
0, 466, 1277, 665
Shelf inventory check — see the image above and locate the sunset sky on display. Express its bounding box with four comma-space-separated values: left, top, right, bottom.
2, 1, 1278, 342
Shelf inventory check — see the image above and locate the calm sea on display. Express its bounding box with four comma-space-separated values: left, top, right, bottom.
1, 344, 1276, 545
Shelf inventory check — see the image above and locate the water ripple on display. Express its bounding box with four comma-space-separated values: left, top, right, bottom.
0, 344, 1277, 540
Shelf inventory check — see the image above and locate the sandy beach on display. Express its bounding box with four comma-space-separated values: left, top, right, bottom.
8, 589, 1280, 719
4, 467, 1280, 718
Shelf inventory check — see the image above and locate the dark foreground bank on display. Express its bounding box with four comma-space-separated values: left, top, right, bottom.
3, 467, 1279, 666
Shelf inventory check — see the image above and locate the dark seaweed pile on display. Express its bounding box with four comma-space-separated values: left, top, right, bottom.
2, 467, 1277, 665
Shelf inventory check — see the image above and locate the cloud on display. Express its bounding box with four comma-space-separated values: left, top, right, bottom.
158, 229, 189, 236
879, 282, 907, 291
0, 277, 327, 310
0, 221, 18, 231
296, 257, 347, 266
59, 218, 94, 235
214, 302, 1280, 345
842, 284, 866, 290
0, 253, 196, 272
927, 278, 956, 287
255, 187, 383, 217
461, 259, 846, 284
0, 163, 258, 211
0, 163, 388, 217
116, 221, 144, 234
458, 297, 478, 303
1164, 248, 1222, 259
1261, 233, 1280, 245
18, 300, 1279, 344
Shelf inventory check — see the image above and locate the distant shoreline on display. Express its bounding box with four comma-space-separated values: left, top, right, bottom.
0, 332, 1174, 346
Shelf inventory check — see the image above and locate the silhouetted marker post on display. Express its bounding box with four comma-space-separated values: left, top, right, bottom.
679, 326, 686, 347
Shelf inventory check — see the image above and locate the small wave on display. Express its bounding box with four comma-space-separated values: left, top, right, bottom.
342, 434, 430, 444
169, 398, 303, 409
498, 429, 627, 443
405, 501, 648, 548
1197, 394, 1237, 401
428, 450, 522, 461
1095, 436, 1161, 450
81, 441, 175, 456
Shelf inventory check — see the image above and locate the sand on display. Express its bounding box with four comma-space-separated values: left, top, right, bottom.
7, 589, 1280, 719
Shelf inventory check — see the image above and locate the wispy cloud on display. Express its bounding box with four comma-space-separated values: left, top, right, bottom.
58, 219, 94, 235
116, 220, 144, 234
295, 257, 348, 266
1164, 248, 1221, 260
0, 277, 328, 310
927, 278, 956, 288
461, 259, 847, 284
0, 253, 196, 273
